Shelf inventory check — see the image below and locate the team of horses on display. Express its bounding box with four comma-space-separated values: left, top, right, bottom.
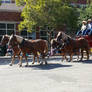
0, 31, 90, 67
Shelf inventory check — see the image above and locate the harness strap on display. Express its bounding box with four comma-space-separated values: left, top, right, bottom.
19, 39, 25, 46
19, 39, 35, 52
64, 37, 70, 46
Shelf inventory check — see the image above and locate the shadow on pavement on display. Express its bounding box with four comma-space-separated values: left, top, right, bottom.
82, 60, 92, 64
0, 59, 11, 65
27, 63, 72, 70
73, 59, 92, 64
47, 56, 62, 61
0, 58, 33, 65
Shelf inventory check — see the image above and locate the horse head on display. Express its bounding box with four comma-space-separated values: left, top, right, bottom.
1, 35, 10, 46
56, 32, 63, 42
50, 38, 64, 55
8, 34, 25, 48
56, 31, 72, 45
8, 34, 18, 48
51, 38, 59, 49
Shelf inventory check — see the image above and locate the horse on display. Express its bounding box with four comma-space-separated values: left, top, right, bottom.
56, 31, 90, 61
0, 35, 21, 66
51, 38, 68, 61
8, 34, 48, 67
0, 35, 42, 66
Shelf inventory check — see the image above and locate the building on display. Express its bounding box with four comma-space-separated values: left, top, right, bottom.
0, 0, 37, 41
0, 0, 22, 40
0, 0, 90, 41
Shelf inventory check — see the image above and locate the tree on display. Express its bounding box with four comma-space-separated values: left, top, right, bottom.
16, 0, 78, 33
78, 2, 92, 27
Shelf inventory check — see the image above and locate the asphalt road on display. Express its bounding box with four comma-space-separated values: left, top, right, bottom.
0, 56, 92, 92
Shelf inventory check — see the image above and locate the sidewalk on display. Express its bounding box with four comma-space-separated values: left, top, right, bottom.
0, 56, 12, 59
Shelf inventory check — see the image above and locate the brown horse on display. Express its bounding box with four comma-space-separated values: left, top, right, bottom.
1, 35, 41, 66
0, 35, 21, 66
51, 38, 68, 61
8, 34, 48, 67
56, 31, 90, 61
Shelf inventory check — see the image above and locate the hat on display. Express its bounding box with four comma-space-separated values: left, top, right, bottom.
87, 19, 92, 22
82, 21, 87, 24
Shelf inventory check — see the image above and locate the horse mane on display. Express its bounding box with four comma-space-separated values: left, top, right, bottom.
13, 35, 24, 44
59, 31, 72, 40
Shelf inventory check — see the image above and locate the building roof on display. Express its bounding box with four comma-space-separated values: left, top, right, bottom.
0, 3, 23, 12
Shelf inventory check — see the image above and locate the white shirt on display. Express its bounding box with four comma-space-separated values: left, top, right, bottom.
81, 24, 86, 31
87, 23, 91, 30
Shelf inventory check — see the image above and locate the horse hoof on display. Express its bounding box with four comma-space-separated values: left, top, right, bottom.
40, 62, 43, 65
9, 63, 12, 66
45, 62, 48, 65
32, 62, 34, 64
68, 60, 71, 62
19, 65, 22, 67
25, 65, 28, 67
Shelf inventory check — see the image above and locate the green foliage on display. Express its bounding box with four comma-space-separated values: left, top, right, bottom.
78, 2, 92, 27
16, 0, 79, 32
16, 0, 25, 6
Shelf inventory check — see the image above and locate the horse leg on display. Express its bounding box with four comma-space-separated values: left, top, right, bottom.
23, 53, 28, 67
43, 53, 48, 65
61, 54, 65, 62
32, 51, 39, 64
9, 54, 15, 66
77, 53, 79, 61
80, 49, 83, 61
18, 52, 24, 67
65, 55, 68, 62
32, 55, 35, 64
61, 53, 68, 62
44, 57, 48, 65
61, 53, 65, 62
86, 49, 89, 60
69, 52, 73, 62
37, 55, 40, 64
40, 54, 47, 65
17, 54, 21, 65
76, 51, 80, 61
18, 55, 23, 67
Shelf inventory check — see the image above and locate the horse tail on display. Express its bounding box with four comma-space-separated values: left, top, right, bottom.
44, 40, 48, 55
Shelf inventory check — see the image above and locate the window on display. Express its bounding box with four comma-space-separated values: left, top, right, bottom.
7, 24, 14, 29
7, 30, 14, 35
1, 0, 12, 3
21, 30, 27, 37
20, 29, 36, 39
40, 30, 47, 40
0, 23, 16, 41
0, 30, 6, 35
28, 32, 36, 39
40, 29, 55, 40
0, 23, 6, 29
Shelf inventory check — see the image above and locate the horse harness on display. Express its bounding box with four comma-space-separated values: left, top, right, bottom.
18, 38, 36, 52
19, 39, 25, 47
